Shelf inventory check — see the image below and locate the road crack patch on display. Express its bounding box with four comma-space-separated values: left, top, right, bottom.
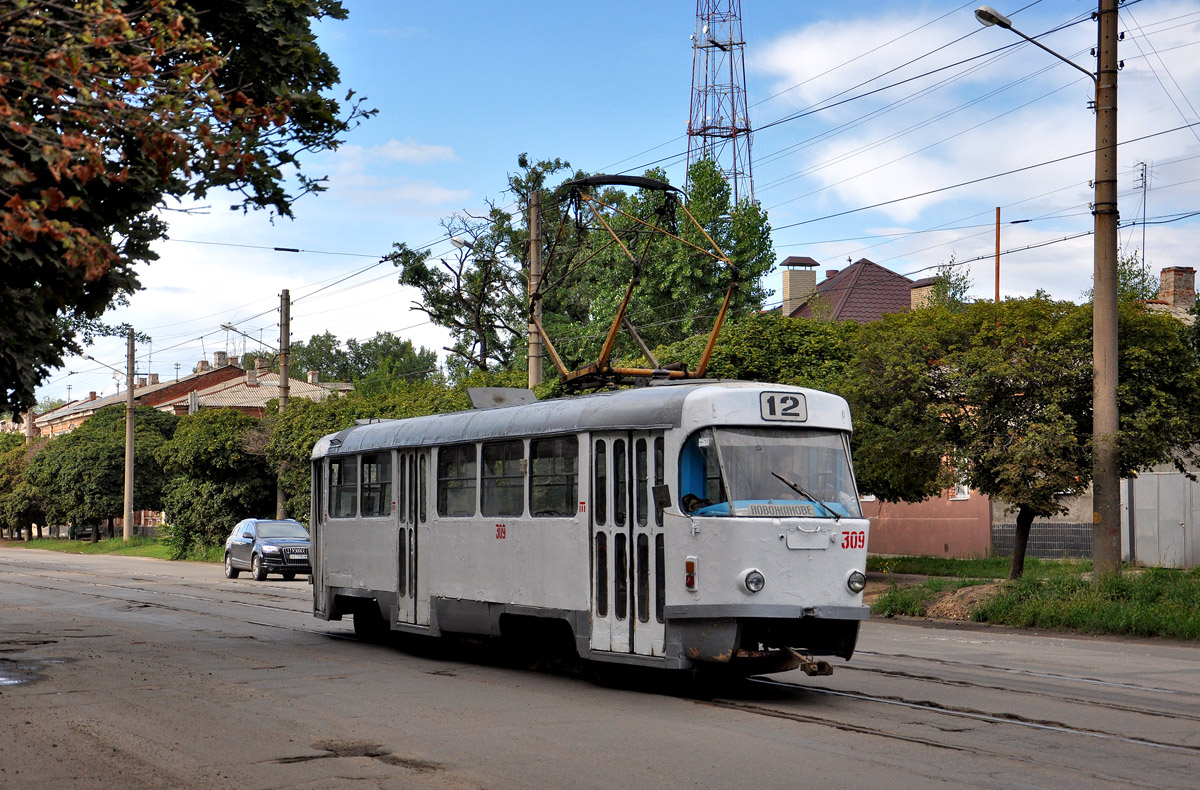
274, 739, 443, 773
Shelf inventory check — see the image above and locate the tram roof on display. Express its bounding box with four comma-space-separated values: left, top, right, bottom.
311, 381, 843, 458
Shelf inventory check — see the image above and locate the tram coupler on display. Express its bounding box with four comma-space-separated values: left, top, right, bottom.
787, 648, 834, 676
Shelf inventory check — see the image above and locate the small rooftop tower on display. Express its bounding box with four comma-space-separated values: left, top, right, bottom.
687, 0, 754, 204
780, 256, 818, 316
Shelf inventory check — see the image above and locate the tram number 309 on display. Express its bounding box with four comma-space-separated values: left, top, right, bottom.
841, 530, 866, 549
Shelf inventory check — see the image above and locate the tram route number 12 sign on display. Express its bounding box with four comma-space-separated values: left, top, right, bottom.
760, 391, 807, 422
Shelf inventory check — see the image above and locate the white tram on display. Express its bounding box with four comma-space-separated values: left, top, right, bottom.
309, 381, 869, 675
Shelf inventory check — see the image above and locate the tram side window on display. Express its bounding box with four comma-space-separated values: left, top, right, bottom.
398, 454, 407, 523
530, 436, 578, 517
419, 454, 428, 522
635, 438, 648, 527
312, 461, 324, 521
329, 456, 358, 518
482, 440, 524, 516
360, 452, 392, 518
594, 440, 607, 525
654, 436, 664, 526
437, 444, 477, 517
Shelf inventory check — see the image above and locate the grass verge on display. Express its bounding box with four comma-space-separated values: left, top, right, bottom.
974, 567, 1200, 641
868, 554, 1090, 579
0, 537, 219, 563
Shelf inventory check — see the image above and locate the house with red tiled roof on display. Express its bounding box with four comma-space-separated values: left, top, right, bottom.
782, 257, 929, 323
158, 363, 337, 418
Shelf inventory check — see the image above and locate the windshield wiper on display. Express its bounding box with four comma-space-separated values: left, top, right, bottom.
770, 471, 840, 522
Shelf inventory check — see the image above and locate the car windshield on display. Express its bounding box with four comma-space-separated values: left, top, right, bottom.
679, 427, 862, 518
256, 521, 309, 539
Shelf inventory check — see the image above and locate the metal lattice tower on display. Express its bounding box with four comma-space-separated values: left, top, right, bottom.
687, 0, 754, 204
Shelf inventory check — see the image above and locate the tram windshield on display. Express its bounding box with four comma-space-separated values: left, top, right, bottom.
679, 427, 861, 518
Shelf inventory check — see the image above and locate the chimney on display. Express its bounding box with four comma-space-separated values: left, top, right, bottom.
88, 391, 97, 401
197, 360, 211, 372
149, 373, 159, 385
255, 357, 268, 372
1160, 267, 1196, 309
307, 370, 320, 385
214, 351, 229, 368
780, 256, 818, 316
826, 269, 840, 280
246, 367, 258, 387
137, 377, 147, 388
910, 278, 936, 310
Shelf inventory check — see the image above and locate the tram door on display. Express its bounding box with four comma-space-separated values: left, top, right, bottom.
396, 450, 418, 625
589, 431, 666, 657
311, 460, 328, 614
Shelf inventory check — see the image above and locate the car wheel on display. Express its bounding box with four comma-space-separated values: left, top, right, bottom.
282, 571, 296, 581
252, 554, 268, 581
224, 553, 240, 579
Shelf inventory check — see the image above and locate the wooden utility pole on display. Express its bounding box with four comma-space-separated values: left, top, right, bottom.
277, 289, 290, 519
528, 192, 543, 387
278, 289, 291, 410
994, 207, 1001, 303
123, 328, 135, 541
1092, 0, 1121, 574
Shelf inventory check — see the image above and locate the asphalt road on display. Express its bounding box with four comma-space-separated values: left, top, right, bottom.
1, 547, 1197, 789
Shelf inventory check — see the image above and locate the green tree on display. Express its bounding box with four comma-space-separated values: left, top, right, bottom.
389, 155, 774, 382
156, 409, 275, 557
287, 331, 352, 381
1081, 250, 1159, 303
279, 330, 438, 385
0, 435, 42, 540
648, 312, 860, 392
24, 406, 177, 540
540, 158, 775, 369
927, 256, 973, 311
845, 298, 1200, 578
389, 207, 529, 375
347, 332, 438, 383
1, 0, 373, 416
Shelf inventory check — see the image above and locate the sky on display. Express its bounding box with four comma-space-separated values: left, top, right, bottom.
38, 0, 1200, 405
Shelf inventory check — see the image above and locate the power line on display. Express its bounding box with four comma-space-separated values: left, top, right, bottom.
772, 122, 1200, 232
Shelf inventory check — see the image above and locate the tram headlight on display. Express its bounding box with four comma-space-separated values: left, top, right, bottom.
744, 569, 766, 594
846, 570, 867, 593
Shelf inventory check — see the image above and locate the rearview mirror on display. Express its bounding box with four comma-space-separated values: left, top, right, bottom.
652, 484, 672, 512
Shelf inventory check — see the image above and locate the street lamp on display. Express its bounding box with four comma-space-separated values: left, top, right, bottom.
976, 3, 1121, 574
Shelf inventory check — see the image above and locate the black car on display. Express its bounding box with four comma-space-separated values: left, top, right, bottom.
223, 518, 311, 581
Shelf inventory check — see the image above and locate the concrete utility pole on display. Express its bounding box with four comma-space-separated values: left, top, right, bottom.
123, 328, 135, 541
276, 289, 290, 519
528, 191, 543, 388
1092, 0, 1121, 575
975, 2, 1121, 575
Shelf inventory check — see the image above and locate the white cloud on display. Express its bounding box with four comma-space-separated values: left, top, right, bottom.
377, 139, 458, 164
